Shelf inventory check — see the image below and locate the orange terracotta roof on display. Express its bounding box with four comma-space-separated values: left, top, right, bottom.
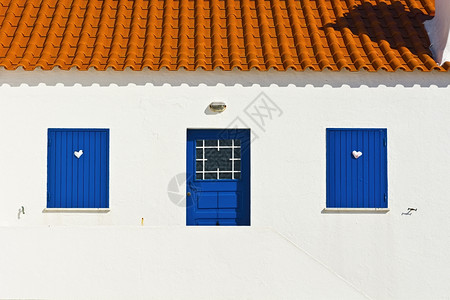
0, 0, 447, 72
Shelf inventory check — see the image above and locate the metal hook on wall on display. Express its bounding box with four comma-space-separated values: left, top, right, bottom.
18, 206, 25, 219
402, 207, 418, 216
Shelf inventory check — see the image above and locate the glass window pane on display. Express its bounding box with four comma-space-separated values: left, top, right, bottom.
204, 140, 218, 147
196, 148, 203, 159
219, 172, 232, 179
204, 148, 232, 171
204, 173, 217, 180
234, 148, 240, 158
220, 139, 232, 146
234, 160, 241, 171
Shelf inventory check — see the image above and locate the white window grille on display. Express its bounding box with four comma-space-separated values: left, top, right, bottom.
195, 139, 241, 180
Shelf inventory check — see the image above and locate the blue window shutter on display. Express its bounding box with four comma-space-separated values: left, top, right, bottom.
47, 129, 109, 208
326, 129, 387, 208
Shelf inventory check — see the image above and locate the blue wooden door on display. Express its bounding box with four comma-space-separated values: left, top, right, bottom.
186, 129, 250, 226
327, 128, 387, 208
47, 129, 109, 208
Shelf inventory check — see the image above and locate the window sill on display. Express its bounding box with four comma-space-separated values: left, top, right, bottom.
43, 208, 110, 213
321, 208, 390, 214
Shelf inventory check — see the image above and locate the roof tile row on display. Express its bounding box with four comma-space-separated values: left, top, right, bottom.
0, 0, 446, 71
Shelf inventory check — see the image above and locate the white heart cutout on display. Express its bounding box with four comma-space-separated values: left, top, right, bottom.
74, 150, 83, 159
352, 150, 362, 159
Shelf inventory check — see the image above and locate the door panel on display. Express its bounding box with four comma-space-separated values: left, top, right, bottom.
218, 192, 239, 208
187, 129, 250, 226
196, 219, 238, 226
197, 192, 218, 209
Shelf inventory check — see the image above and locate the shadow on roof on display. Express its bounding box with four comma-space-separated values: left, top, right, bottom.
322, 1, 433, 60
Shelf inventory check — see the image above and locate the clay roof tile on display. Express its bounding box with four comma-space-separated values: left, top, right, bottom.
0, 0, 443, 71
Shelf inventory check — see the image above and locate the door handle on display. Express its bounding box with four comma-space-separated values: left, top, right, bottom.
187, 192, 191, 196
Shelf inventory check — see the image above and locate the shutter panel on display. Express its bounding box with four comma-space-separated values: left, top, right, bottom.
47, 129, 109, 208
326, 129, 387, 208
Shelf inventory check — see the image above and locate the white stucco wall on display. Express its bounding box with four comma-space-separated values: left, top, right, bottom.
0, 69, 450, 299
